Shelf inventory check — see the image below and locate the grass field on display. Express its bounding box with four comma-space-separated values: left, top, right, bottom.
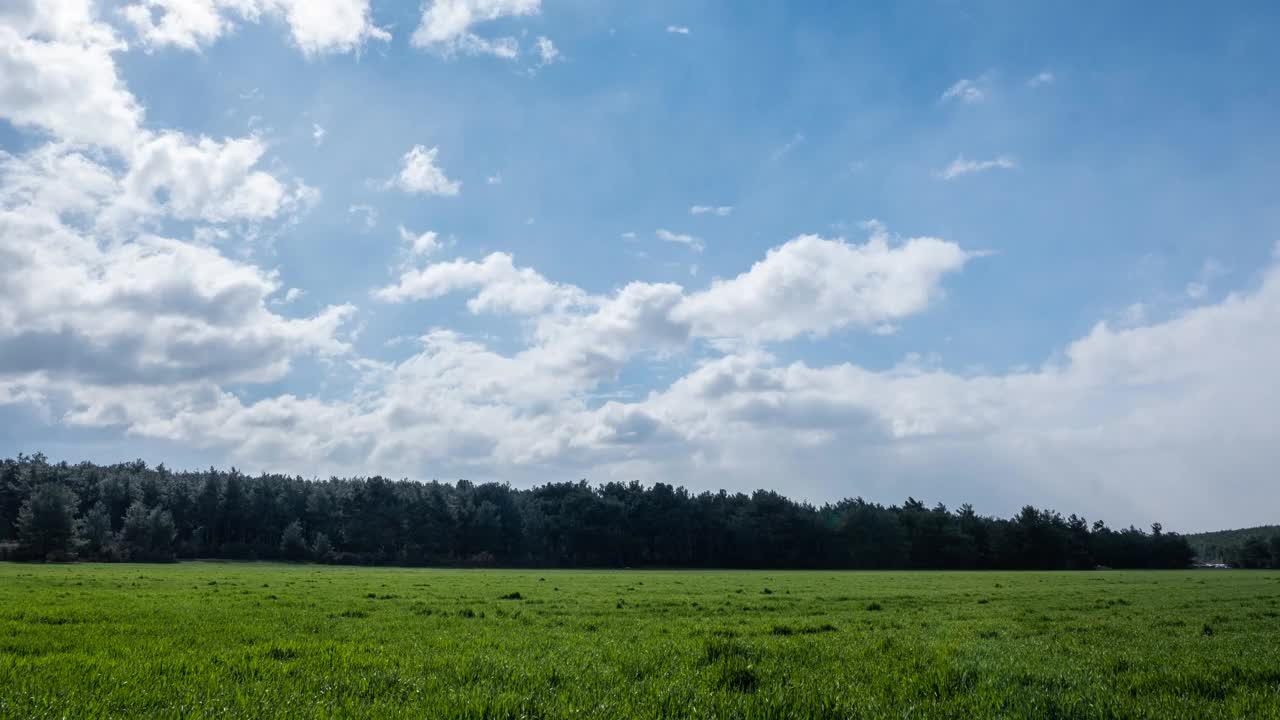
1, 564, 1278, 719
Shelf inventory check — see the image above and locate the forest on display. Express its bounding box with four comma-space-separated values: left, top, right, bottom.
1, 453, 1196, 569
1186, 525, 1280, 568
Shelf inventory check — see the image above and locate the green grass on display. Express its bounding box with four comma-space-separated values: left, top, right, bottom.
2, 564, 1279, 719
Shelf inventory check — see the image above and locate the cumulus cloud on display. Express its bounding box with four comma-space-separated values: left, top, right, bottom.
0, 209, 353, 386
412, 0, 540, 59
398, 225, 443, 257
1, 3, 312, 229
377, 226, 971, 348
388, 145, 461, 196
118, 0, 248, 51
11, 177, 1280, 529
119, 0, 389, 55
675, 230, 973, 342
611, 259, 1280, 528
0, 144, 119, 218
690, 205, 732, 217
666, 25, 690, 35
374, 252, 587, 314
368, 225, 971, 403
0, 0, 351, 404
936, 155, 1016, 180
0, 6, 142, 149
117, 132, 309, 223
42, 239, 1280, 530
275, 0, 389, 55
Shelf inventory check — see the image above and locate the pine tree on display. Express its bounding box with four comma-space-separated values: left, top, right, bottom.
280, 520, 308, 561
80, 502, 114, 558
16, 483, 79, 560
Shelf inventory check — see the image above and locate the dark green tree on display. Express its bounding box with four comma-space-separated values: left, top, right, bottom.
122, 501, 176, 561
122, 501, 152, 557
80, 502, 114, 558
280, 520, 309, 561
15, 483, 79, 559
0, 453, 1197, 570
1234, 536, 1272, 568
148, 506, 176, 560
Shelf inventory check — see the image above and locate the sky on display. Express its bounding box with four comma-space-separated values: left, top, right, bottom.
2, 0, 1279, 532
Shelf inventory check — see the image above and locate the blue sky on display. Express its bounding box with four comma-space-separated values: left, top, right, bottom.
2, 0, 1279, 531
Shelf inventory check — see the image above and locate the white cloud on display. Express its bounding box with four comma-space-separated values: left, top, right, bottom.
117, 132, 307, 223
690, 205, 732, 217
118, 0, 248, 51
274, 0, 389, 56
941, 77, 984, 104
638, 259, 1280, 528
674, 230, 973, 342
656, 229, 704, 253
388, 145, 461, 196
936, 155, 1016, 180
412, 0, 539, 59
1, 3, 310, 231
1028, 71, 1055, 88
49, 261, 1280, 528
398, 225, 443, 257
119, 0, 389, 56
533, 35, 558, 66
0, 210, 353, 387
312, 123, 325, 145
486, 173, 502, 185
0, 0, 347, 403
374, 252, 587, 314
0, 144, 119, 219
87, 246, 1280, 530
0, 9, 142, 150
620, 231, 637, 240
378, 225, 969, 349
11, 174, 1279, 530
666, 25, 689, 35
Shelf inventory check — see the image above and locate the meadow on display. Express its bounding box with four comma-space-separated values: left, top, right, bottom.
1, 564, 1278, 719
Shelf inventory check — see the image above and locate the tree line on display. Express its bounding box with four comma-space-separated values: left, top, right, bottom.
1, 453, 1194, 569
1183, 525, 1280, 568
1223, 535, 1280, 568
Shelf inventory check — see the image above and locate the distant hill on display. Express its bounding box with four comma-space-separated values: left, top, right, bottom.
1185, 525, 1280, 563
